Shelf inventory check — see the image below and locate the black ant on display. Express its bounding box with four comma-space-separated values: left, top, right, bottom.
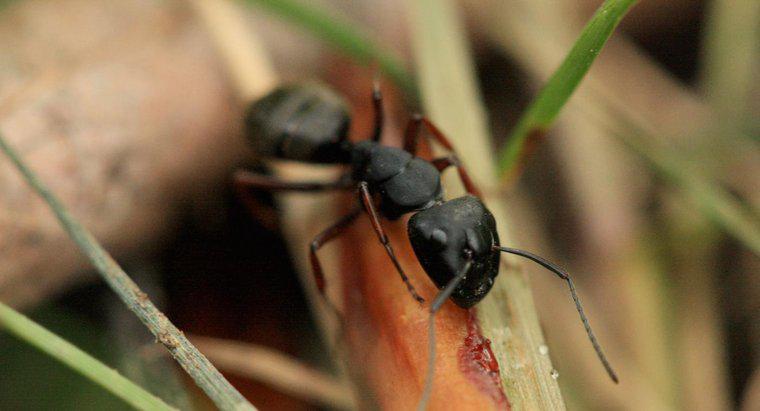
235, 83, 618, 407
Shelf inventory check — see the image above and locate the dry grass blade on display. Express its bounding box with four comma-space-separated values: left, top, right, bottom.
701, 0, 760, 126
0, 133, 256, 411
613, 118, 760, 256
192, 336, 356, 410
406, 0, 565, 408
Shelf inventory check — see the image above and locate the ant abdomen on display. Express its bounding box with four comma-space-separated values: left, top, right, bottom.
244, 84, 352, 163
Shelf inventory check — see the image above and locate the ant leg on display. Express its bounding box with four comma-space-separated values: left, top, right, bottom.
403, 114, 459, 155
310, 207, 361, 350
430, 156, 482, 197
358, 182, 425, 303
402, 114, 423, 154
370, 81, 384, 142
309, 207, 361, 297
416, 117, 456, 151
234, 170, 352, 231
402, 115, 483, 196
234, 170, 353, 192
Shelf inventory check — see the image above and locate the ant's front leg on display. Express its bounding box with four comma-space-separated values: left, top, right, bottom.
402, 115, 482, 197
358, 182, 425, 303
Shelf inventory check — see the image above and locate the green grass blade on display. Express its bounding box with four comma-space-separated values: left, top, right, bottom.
0, 301, 177, 411
617, 129, 760, 256
242, 0, 416, 95
497, 0, 638, 175
0, 132, 256, 411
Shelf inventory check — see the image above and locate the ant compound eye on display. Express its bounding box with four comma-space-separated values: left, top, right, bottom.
429, 228, 448, 248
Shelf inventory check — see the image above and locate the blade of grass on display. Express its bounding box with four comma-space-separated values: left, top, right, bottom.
0, 301, 177, 411
241, 0, 416, 96
192, 336, 356, 411
590, 103, 760, 256
0, 132, 256, 411
406, 0, 565, 408
701, 0, 760, 127
497, 0, 638, 175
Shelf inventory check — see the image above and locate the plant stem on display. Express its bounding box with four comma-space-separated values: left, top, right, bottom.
0, 132, 256, 411
407, 0, 565, 408
613, 123, 760, 256
0, 301, 177, 411
497, 0, 637, 175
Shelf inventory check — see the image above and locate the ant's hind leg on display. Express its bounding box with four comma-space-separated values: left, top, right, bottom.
309, 206, 361, 297
358, 182, 425, 303
234, 170, 353, 230
370, 81, 384, 142
234, 170, 353, 192
402, 114, 423, 154
430, 156, 482, 197
309, 207, 361, 349
401, 115, 483, 197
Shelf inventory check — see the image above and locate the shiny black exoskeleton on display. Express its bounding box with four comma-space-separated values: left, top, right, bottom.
408, 196, 500, 307
239, 83, 499, 307
236, 83, 617, 385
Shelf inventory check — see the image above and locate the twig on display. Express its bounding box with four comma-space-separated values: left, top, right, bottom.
192, 336, 356, 411
0, 132, 256, 411
0, 300, 177, 411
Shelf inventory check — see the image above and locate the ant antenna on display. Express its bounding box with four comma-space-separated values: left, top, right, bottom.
493, 246, 619, 383
418, 253, 473, 411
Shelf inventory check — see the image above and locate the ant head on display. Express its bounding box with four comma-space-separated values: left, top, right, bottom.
408, 195, 500, 308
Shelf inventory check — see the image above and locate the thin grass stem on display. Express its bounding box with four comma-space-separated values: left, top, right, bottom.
497, 0, 637, 175
0, 301, 177, 411
0, 132, 256, 411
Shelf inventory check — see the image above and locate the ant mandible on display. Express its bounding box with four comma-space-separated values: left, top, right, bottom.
234, 83, 618, 405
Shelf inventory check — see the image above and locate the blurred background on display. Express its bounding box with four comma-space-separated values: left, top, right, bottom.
0, 0, 757, 410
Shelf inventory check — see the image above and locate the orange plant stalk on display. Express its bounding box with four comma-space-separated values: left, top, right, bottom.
339, 215, 508, 409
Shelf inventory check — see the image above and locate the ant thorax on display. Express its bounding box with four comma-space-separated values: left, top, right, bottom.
350, 141, 443, 220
